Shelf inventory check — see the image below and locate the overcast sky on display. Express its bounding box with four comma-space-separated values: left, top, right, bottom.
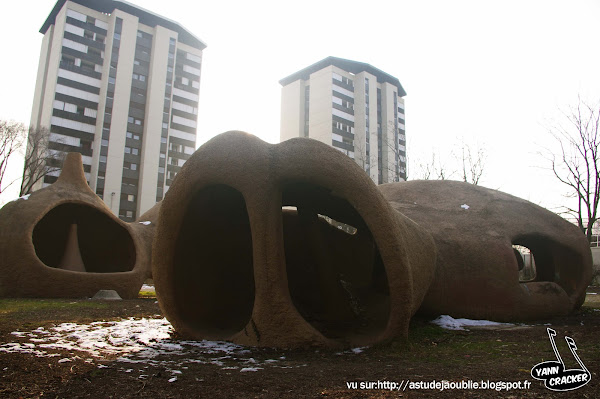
1, 0, 599, 211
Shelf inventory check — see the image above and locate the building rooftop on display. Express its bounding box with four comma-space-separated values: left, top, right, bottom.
41, 0, 207, 50
279, 56, 406, 97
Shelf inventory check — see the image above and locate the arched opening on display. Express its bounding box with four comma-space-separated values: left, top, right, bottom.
282, 182, 390, 343
513, 245, 536, 282
513, 234, 583, 296
32, 203, 136, 273
173, 185, 255, 337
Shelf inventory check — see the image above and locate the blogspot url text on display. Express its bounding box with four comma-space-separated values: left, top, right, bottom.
345, 379, 531, 392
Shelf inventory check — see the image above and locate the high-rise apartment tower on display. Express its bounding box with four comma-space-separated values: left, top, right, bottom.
280, 57, 406, 184
29, 0, 205, 220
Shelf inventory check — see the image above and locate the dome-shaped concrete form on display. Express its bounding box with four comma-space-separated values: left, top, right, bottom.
134, 201, 162, 280
0, 153, 151, 298
379, 180, 593, 322
153, 131, 436, 348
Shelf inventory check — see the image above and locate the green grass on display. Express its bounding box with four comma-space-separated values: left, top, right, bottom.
138, 290, 156, 298
0, 298, 108, 315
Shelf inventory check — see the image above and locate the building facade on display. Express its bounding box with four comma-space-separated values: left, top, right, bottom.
29, 0, 205, 220
280, 57, 406, 184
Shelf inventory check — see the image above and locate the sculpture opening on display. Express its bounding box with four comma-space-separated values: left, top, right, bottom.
513, 245, 536, 282
513, 235, 583, 297
32, 203, 136, 273
282, 182, 390, 343
173, 185, 255, 336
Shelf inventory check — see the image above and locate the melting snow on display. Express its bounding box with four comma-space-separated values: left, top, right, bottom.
0, 317, 312, 374
335, 346, 368, 355
11, 194, 30, 202
460, 204, 470, 210
431, 315, 514, 331
139, 221, 151, 225
240, 367, 262, 372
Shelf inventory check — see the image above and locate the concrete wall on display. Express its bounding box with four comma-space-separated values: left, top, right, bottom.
280, 80, 303, 141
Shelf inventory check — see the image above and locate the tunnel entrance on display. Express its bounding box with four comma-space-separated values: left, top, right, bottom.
282, 182, 390, 343
513, 245, 536, 282
32, 203, 136, 273
513, 234, 583, 297
173, 185, 255, 337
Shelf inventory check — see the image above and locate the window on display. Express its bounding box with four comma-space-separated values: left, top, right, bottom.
126, 132, 132, 139
124, 161, 138, 170
126, 210, 133, 218
133, 134, 140, 140
161, 137, 167, 144
88, 47, 101, 58
135, 119, 141, 125
100, 155, 107, 163
132, 148, 139, 155
128, 194, 135, 202
101, 139, 109, 146
124, 147, 131, 154
158, 166, 165, 173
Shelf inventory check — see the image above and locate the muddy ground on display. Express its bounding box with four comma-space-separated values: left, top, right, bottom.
0, 288, 598, 398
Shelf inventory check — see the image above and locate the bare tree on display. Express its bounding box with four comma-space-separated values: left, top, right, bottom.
379, 120, 407, 182
413, 151, 452, 181
0, 120, 26, 195
352, 134, 370, 172
411, 139, 487, 184
456, 140, 487, 185
20, 126, 63, 196
545, 98, 600, 242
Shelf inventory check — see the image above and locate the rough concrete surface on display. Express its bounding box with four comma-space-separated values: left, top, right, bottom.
153, 131, 437, 348
0, 153, 151, 299
379, 180, 593, 322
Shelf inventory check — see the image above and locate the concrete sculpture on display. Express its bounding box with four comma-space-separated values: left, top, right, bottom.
153, 131, 437, 348
379, 180, 593, 322
0, 153, 151, 298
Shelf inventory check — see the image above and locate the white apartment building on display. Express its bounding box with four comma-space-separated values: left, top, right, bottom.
29, 0, 205, 221
280, 57, 406, 184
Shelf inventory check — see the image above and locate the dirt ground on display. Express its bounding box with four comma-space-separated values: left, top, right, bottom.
0, 288, 598, 399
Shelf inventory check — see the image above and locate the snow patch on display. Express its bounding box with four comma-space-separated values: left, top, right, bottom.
11, 194, 30, 202
139, 221, 151, 225
0, 317, 304, 374
460, 204, 470, 210
431, 315, 514, 331
240, 367, 262, 372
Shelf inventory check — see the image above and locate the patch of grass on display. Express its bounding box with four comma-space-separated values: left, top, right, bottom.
138, 290, 156, 299
0, 299, 108, 315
